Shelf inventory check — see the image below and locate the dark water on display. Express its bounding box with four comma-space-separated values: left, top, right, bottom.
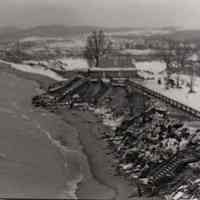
0, 72, 83, 198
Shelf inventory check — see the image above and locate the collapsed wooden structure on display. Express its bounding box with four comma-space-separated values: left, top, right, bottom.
32, 75, 200, 199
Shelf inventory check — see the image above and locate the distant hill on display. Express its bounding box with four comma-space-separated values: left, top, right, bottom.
0, 25, 141, 41
0, 25, 199, 43
0, 25, 180, 42
167, 30, 200, 42
0, 25, 99, 41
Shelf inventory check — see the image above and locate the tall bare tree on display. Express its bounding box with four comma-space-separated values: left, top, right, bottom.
84, 30, 112, 67
174, 41, 191, 88
188, 56, 199, 93
160, 40, 176, 89
189, 64, 195, 93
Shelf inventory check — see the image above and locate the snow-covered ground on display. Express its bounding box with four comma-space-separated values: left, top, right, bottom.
24, 58, 89, 71
121, 49, 157, 55
24, 57, 138, 73
0, 60, 64, 81
49, 40, 85, 49
135, 61, 166, 79
136, 61, 166, 74
135, 60, 200, 112
57, 58, 89, 70
91, 67, 136, 71
139, 77, 200, 111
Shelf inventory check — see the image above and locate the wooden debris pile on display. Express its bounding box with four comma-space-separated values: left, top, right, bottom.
103, 102, 200, 198
32, 75, 89, 107
168, 176, 200, 200
31, 75, 200, 199
32, 75, 132, 116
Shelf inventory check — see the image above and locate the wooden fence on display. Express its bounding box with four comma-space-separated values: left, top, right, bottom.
129, 80, 200, 120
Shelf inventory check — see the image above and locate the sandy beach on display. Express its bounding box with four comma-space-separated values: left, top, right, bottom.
0, 62, 140, 199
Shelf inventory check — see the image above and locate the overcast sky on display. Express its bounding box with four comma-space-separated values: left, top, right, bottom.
0, 0, 200, 28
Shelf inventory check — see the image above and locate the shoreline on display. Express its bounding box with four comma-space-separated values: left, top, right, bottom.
59, 109, 135, 200
0, 67, 68, 198
0, 63, 136, 199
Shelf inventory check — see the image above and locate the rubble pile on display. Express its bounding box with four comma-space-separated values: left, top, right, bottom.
168, 177, 200, 200
32, 75, 200, 199
103, 102, 200, 198
32, 75, 86, 108
94, 83, 131, 128
32, 75, 132, 117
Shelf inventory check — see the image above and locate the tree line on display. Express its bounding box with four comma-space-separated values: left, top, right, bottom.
159, 39, 196, 92
84, 30, 197, 93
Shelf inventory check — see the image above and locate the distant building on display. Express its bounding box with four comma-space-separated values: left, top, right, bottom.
99, 53, 136, 68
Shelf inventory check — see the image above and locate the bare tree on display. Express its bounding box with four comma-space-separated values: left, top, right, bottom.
188, 58, 199, 93
160, 40, 176, 89
189, 64, 195, 93
174, 41, 191, 88
84, 30, 112, 67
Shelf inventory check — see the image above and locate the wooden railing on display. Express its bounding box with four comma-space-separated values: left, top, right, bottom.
129, 80, 200, 119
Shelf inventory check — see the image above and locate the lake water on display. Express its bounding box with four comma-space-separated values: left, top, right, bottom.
0, 71, 83, 198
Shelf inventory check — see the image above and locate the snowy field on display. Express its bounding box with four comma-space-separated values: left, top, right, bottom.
49, 40, 85, 49
23, 58, 89, 72
135, 61, 166, 79
56, 58, 89, 70
135, 60, 200, 112
0, 60, 64, 81
121, 49, 157, 56
136, 61, 166, 74
141, 74, 200, 111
